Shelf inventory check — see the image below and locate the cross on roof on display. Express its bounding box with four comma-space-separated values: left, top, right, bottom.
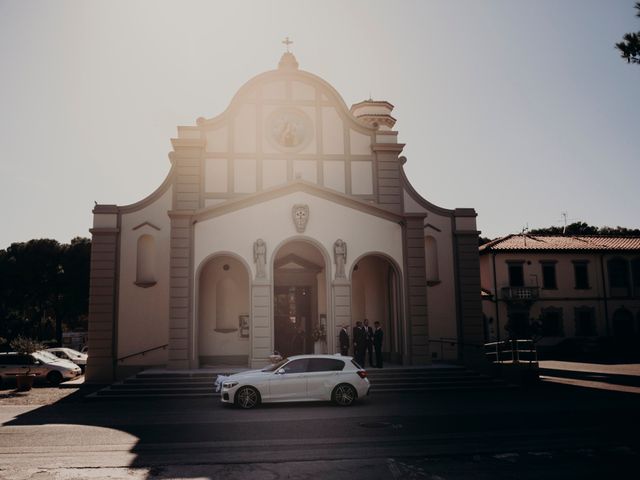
282, 36, 293, 53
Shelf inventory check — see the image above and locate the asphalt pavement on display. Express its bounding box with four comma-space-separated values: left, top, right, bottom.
1, 376, 639, 479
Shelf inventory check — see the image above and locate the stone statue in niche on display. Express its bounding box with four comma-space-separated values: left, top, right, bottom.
292, 204, 309, 233
334, 239, 347, 279
253, 238, 267, 279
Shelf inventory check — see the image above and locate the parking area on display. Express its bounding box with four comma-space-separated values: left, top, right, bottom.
0, 375, 88, 406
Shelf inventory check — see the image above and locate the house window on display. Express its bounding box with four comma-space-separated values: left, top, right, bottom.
573, 262, 590, 289
612, 308, 634, 338
540, 307, 563, 337
632, 258, 640, 297
541, 262, 557, 289
574, 307, 596, 336
508, 263, 524, 287
608, 258, 630, 297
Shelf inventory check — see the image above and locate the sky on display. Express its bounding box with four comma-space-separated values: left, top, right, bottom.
0, 0, 639, 248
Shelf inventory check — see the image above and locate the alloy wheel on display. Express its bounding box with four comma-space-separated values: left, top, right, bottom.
333, 384, 356, 406
236, 386, 259, 409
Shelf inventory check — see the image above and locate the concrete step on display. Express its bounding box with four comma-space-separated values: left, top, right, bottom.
88, 366, 511, 400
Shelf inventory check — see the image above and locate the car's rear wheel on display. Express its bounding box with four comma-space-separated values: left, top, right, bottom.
332, 384, 357, 406
235, 386, 260, 409
47, 371, 63, 386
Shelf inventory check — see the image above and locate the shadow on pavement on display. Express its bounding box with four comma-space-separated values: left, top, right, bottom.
2, 381, 640, 479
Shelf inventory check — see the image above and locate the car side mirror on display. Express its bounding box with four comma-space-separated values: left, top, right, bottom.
276, 368, 286, 375
32, 360, 41, 365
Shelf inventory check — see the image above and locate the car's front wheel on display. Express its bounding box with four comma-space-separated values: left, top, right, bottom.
235, 386, 260, 409
332, 384, 357, 406
47, 371, 63, 386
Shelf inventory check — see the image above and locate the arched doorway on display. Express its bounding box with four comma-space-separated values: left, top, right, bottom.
273, 240, 328, 357
197, 255, 250, 366
351, 254, 403, 364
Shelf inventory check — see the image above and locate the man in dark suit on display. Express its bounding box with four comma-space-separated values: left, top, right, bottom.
363, 318, 374, 367
373, 321, 384, 368
339, 325, 349, 356
352, 321, 365, 366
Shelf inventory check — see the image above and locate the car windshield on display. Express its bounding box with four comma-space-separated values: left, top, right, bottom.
62, 348, 83, 357
261, 358, 289, 372
34, 351, 58, 362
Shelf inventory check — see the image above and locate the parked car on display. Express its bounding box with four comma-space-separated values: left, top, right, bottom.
219, 354, 370, 409
0, 351, 82, 386
45, 347, 88, 372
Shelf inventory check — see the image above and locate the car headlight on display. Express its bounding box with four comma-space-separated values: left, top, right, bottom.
222, 381, 239, 389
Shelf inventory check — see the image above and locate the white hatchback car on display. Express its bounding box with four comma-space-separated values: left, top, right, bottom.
220, 354, 370, 409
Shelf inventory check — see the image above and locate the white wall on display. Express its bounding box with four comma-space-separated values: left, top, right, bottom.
423, 211, 458, 360
194, 191, 404, 281
117, 187, 172, 365
193, 190, 404, 362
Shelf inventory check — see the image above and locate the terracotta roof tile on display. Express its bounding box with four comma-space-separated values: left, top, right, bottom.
479, 234, 640, 253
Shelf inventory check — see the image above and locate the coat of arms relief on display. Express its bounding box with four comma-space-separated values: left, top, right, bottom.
292, 204, 309, 233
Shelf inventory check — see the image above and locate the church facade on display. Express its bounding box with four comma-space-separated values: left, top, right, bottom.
86, 52, 483, 382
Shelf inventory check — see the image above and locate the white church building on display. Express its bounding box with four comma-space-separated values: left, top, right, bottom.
86, 51, 483, 382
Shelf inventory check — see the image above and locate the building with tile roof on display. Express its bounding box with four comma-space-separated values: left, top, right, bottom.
479, 234, 640, 355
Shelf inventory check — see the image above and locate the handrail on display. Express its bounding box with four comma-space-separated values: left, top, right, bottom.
485, 339, 538, 365
118, 344, 168, 362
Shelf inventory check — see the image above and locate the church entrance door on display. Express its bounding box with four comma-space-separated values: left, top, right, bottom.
273, 240, 328, 358
274, 286, 312, 356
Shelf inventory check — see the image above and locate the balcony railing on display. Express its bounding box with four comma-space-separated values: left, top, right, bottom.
501, 286, 539, 303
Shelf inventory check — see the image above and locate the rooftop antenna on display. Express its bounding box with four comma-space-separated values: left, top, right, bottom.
559, 212, 576, 235
560, 212, 568, 234
521, 224, 529, 247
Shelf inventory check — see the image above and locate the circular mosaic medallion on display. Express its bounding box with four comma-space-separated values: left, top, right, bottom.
266, 108, 313, 152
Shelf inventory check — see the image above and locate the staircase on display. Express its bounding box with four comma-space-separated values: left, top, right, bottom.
88, 365, 511, 400
366, 366, 509, 392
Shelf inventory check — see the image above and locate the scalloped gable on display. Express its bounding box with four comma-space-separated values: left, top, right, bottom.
175, 54, 376, 159
170, 53, 383, 201
192, 67, 371, 134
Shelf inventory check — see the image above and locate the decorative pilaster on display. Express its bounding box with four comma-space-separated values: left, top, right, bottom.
167, 137, 204, 369
403, 214, 429, 364
250, 283, 272, 367
372, 141, 405, 214
167, 212, 193, 368
453, 209, 484, 366
332, 280, 351, 355
85, 205, 119, 383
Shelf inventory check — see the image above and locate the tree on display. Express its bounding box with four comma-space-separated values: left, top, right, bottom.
0, 238, 91, 344
616, 2, 640, 64
529, 222, 640, 236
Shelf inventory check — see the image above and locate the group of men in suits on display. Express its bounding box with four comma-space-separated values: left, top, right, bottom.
339, 318, 384, 368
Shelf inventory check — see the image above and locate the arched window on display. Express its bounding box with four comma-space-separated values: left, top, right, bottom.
136, 235, 156, 286
425, 236, 439, 283
608, 258, 629, 297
